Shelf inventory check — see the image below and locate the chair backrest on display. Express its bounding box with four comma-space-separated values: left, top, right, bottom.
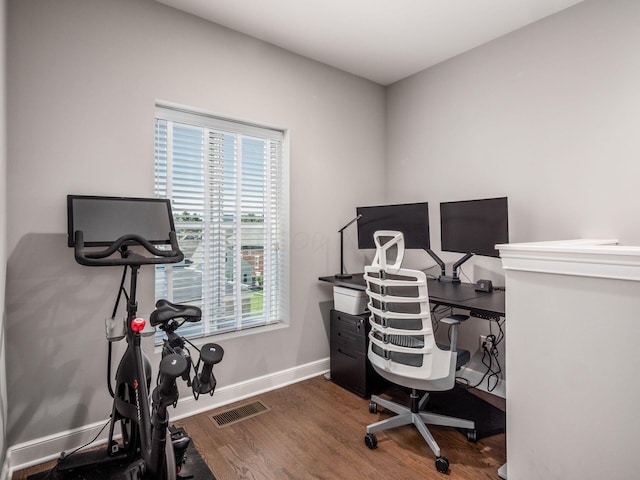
364, 231, 456, 390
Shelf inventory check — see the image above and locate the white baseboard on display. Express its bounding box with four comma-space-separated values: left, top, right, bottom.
171, 357, 330, 421
458, 366, 506, 399
7, 358, 330, 475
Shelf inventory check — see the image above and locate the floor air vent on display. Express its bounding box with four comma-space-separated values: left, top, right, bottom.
210, 400, 270, 428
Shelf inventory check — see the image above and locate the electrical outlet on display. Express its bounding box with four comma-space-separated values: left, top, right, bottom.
479, 334, 493, 351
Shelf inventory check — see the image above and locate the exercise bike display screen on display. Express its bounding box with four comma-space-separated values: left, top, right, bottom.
67, 195, 176, 247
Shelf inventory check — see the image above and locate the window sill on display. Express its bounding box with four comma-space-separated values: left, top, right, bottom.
153, 321, 289, 353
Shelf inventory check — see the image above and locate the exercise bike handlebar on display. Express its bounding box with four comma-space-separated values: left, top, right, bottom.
74, 230, 184, 267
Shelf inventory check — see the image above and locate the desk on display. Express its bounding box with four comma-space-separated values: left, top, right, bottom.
319, 273, 505, 393
319, 273, 505, 318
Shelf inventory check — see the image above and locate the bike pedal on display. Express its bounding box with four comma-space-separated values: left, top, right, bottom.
124, 459, 145, 480
171, 431, 191, 467
173, 435, 190, 456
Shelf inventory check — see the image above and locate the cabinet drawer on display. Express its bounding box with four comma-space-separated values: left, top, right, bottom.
330, 343, 367, 397
330, 311, 368, 352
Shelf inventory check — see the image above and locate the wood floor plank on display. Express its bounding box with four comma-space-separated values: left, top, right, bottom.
13, 375, 506, 479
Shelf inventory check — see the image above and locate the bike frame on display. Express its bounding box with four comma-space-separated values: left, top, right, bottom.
108, 262, 162, 474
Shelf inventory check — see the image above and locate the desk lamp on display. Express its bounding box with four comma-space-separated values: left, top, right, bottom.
335, 214, 361, 279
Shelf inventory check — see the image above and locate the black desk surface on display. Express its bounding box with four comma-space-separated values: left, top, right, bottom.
318, 273, 505, 318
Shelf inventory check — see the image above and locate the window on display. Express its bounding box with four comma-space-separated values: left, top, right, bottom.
154, 104, 288, 340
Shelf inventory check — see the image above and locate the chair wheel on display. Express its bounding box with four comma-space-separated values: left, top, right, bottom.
364, 433, 377, 449
467, 429, 477, 442
435, 456, 449, 473
368, 401, 377, 414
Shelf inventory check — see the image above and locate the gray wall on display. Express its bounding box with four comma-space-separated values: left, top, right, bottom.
388, 0, 640, 247
385, 0, 640, 360
1, 0, 8, 473
6, 0, 385, 446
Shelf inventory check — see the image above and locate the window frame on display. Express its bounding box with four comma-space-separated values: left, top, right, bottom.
154, 102, 290, 342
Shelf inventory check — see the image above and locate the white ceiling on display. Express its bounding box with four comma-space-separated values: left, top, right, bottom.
155, 0, 584, 85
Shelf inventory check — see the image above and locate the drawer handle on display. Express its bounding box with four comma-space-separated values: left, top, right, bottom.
338, 348, 357, 361
337, 332, 357, 344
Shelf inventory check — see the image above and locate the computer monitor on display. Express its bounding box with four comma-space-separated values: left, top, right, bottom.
437, 196, 508, 282
440, 196, 509, 257
67, 195, 176, 247
356, 202, 430, 250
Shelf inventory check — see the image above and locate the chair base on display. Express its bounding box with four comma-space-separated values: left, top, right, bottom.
366, 391, 475, 458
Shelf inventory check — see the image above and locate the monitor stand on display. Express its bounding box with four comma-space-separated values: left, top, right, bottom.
425, 249, 474, 283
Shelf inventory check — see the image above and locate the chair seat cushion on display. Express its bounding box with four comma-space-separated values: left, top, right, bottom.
436, 344, 471, 369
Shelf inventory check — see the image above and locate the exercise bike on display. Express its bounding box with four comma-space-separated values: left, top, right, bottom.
48, 195, 223, 480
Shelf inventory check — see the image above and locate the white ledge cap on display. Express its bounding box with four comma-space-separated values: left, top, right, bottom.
498, 238, 619, 253
497, 239, 640, 281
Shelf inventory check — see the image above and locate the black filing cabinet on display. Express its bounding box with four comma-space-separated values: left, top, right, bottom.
330, 309, 383, 397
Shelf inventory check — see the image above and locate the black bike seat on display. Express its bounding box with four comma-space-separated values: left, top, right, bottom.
150, 299, 202, 326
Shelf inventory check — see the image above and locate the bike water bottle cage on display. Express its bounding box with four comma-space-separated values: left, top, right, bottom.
192, 343, 224, 399
150, 300, 202, 327
155, 354, 189, 407
200, 343, 224, 366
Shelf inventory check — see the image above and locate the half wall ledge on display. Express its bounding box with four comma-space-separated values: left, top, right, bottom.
497, 238, 640, 281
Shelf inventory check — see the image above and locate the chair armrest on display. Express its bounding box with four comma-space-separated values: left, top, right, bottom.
439, 314, 469, 325
438, 314, 469, 353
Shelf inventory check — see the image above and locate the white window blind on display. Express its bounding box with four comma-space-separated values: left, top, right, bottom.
154, 104, 288, 340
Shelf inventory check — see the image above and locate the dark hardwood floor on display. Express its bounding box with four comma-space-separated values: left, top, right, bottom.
14, 375, 505, 479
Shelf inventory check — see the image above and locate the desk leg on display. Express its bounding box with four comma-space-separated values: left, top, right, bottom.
498, 463, 507, 479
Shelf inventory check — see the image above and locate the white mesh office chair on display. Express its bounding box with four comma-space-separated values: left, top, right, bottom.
363, 231, 475, 473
